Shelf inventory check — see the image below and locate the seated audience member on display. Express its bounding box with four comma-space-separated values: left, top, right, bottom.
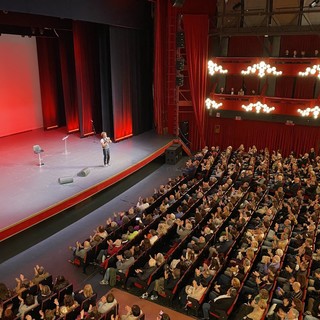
283, 308, 299, 320
17, 294, 39, 319
54, 294, 79, 317
127, 226, 139, 241
97, 239, 123, 264
0, 306, 15, 320
136, 197, 149, 212
307, 268, 320, 296
97, 293, 117, 314
157, 312, 171, 320
175, 219, 193, 241
37, 284, 52, 304
14, 274, 31, 295
32, 265, 50, 285
100, 250, 135, 286
84, 305, 101, 320
201, 287, 237, 320
126, 258, 157, 290
0, 283, 12, 302
141, 267, 181, 300
238, 88, 244, 96
68, 241, 91, 264
53, 275, 69, 292
234, 288, 269, 319
214, 227, 234, 255
304, 296, 320, 319
74, 284, 95, 307
180, 279, 208, 308
245, 299, 267, 320
39, 309, 56, 320
112, 304, 142, 320
209, 277, 241, 301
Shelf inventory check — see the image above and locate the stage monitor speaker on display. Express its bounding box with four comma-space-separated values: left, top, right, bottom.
77, 167, 90, 177
166, 144, 182, 165
58, 176, 74, 184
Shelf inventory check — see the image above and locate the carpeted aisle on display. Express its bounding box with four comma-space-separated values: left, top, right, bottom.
107, 288, 195, 320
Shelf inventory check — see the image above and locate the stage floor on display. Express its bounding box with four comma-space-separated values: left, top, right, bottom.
0, 128, 174, 239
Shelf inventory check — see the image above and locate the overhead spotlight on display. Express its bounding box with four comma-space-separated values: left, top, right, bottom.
309, 0, 320, 8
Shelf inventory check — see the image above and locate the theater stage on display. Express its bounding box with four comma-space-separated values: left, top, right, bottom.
0, 128, 178, 241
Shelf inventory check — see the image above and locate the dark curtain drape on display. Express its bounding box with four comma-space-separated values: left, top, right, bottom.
131, 30, 153, 135
109, 27, 133, 141
228, 36, 264, 57
294, 77, 316, 99
205, 116, 320, 156
99, 26, 113, 136
73, 21, 101, 137
59, 31, 79, 133
184, 14, 209, 150
37, 38, 65, 129
109, 26, 153, 141
275, 76, 295, 98
153, 0, 168, 134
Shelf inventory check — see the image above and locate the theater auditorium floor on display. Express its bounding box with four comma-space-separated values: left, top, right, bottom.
0, 127, 175, 240
0, 145, 192, 318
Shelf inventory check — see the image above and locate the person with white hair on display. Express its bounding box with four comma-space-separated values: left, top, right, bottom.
125, 257, 157, 290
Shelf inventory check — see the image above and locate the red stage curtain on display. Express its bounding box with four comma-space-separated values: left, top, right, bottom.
153, 0, 167, 135
275, 76, 295, 98
73, 21, 100, 137
294, 77, 316, 99
37, 38, 63, 129
228, 36, 264, 57
184, 14, 209, 150
59, 31, 79, 133
205, 115, 320, 156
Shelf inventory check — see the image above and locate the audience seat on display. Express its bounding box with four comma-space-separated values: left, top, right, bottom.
41, 292, 57, 311
38, 274, 53, 289
57, 283, 73, 303
80, 293, 97, 310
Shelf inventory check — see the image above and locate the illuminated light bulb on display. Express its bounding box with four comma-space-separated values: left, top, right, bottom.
205, 98, 222, 110
208, 60, 228, 75
298, 65, 320, 78
241, 101, 275, 113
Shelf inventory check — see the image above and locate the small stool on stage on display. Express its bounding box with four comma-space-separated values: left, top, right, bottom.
33, 145, 44, 166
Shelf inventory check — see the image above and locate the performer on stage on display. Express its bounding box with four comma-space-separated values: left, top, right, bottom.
100, 132, 112, 166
